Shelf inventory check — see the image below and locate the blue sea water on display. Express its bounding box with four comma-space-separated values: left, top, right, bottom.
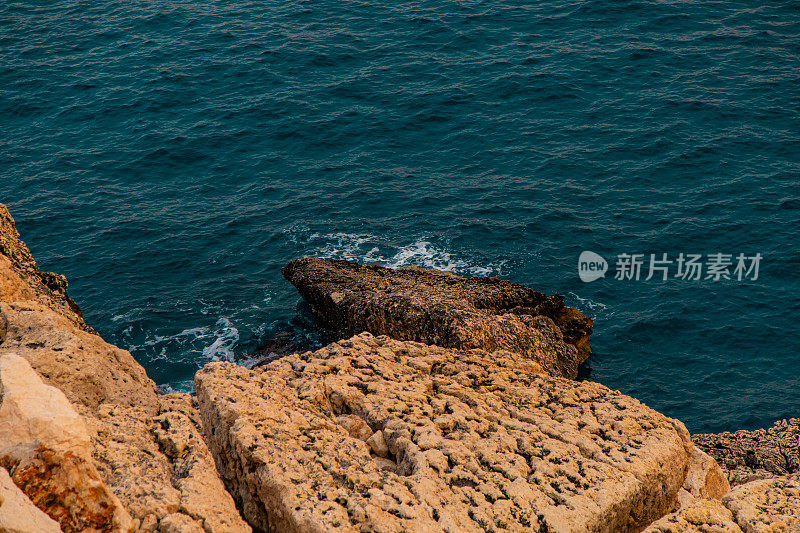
1, 0, 798, 433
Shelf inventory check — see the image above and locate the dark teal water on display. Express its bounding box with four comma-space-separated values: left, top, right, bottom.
2, 1, 799, 433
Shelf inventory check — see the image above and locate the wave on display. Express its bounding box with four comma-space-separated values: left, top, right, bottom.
288, 230, 506, 276
123, 317, 240, 364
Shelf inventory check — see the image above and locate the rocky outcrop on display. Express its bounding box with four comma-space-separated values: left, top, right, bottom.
723, 474, 800, 532
282, 257, 593, 379
0, 204, 89, 332
0, 205, 158, 414
0, 301, 159, 414
0, 467, 62, 533
84, 394, 251, 533
694, 419, 799, 486
644, 498, 742, 532
0, 351, 134, 532
0, 203, 250, 533
196, 332, 722, 533
645, 474, 800, 532
2, 202, 795, 532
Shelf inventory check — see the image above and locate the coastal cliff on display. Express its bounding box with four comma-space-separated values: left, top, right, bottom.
0, 204, 797, 532
0, 204, 250, 533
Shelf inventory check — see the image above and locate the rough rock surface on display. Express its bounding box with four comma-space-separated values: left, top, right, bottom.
722, 474, 800, 532
0, 203, 158, 414
0, 204, 249, 533
643, 498, 742, 533
694, 419, 800, 486
0, 467, 62, 533
0, 301, 159, 415
196, 332, 718, 533
282, 257, 593, 379
646, 475, 800, 532
0, 351, 133, 532
84, 393, 251, 533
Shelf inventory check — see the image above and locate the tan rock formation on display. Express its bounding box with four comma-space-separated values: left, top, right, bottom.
0, 351, 91, 459
694, 419, 800, 486
84, 394, 251, 533
0, 203, 250, 533
723, 474, 800, 532
0, 204, 89, 331
282, 257, 593, 378
196, 332, 717, 533
678, 446, 731, 506
0, 301, 158, 415
644, 474, 800, 532
643, 498, 742, 532
0, 467, 62, 533
0, 352, 133, 533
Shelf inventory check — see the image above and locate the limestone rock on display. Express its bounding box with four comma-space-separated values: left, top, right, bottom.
643, 475, 800, 532
158, 513, 205, 533
0, 203, 158, 414
694, 419, 800, 486
0, 203, 89, 331
84, 395, 251, 533
0, 467, 62, 533
643, 499, 742, 532
723, 474, 800, 532
4, 447, 134, 533
282, 257, 593, 378
0, 352, 91, 459
0, 204, 248, 532
197, 332, 706, 533
0, 302, 158, 414
680, 445, 731, 505
0, 351, 133, 532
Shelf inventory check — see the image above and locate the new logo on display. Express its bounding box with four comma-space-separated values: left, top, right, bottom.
578, 251, 608, 282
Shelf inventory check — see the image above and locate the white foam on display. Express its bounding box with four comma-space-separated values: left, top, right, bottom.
567, 292, 611, 317
303, 232, 505, 276
201, 317, 239, 362
123, 317, 240, 364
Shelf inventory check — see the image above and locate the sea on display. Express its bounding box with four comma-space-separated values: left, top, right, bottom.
1, 0, 798, 433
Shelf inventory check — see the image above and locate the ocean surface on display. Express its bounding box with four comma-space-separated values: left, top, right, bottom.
2, 0, 798, 433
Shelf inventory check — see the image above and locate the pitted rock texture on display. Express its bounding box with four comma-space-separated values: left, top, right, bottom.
722, 474, 800, 532
282, 257, 593, 379
643, 498, 742, 533
84, 394, 251, 533
0, 205, 248, 533
644, 475, 800, 532
196, 332, 713, 533
694, 419, 800, 486
0, 203, 89, 332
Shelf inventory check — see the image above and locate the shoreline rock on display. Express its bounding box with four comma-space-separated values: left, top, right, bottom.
0, 203, 250, 533
1, 202, 796, 532
646, 474, 800, 532
0, 204, 91, 333
282, 257, 593, 379
693, 418, 800, 486
196, 332, 725, 532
